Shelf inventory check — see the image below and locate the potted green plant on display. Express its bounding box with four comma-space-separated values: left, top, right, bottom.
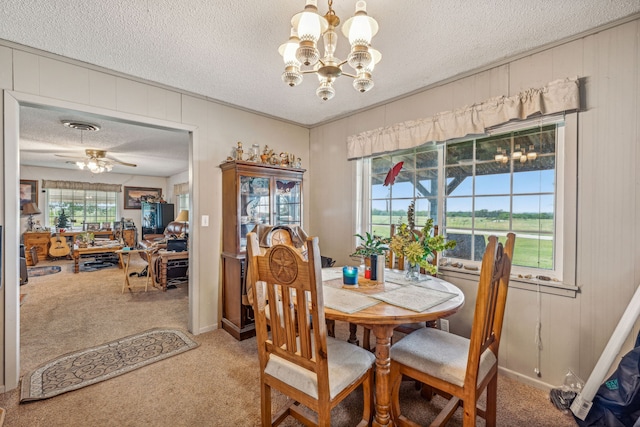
351, 232, 390, 280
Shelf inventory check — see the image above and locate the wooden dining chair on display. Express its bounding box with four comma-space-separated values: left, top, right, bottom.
389, 233, 515, 427
246, 232, 375, 427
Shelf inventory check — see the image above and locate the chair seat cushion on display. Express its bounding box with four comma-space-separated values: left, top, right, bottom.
265, 336, 375, 399
390, 327, 496, 388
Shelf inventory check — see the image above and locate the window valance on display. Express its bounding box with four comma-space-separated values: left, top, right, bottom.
42, 180, 122, 192
346, 76, 580, 159
174, 182, 189, 195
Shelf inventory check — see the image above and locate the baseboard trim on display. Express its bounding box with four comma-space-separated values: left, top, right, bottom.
498, 366, 556, 392
197, 322, 218, 335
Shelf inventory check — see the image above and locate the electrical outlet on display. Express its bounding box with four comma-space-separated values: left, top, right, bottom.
440, 319, 449, 332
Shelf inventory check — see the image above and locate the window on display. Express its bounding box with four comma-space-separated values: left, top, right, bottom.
368, 119, 564, 277
176, 193, 189, 213
47, 189, 118, 230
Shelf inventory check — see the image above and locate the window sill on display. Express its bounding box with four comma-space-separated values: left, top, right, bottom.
438, 266, 579, 298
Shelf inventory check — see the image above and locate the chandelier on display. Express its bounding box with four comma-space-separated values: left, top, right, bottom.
75, 150, 114, 173
279, 0, 381, 101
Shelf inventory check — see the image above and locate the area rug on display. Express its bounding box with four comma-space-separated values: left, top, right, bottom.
20, 328, 198, 402
79, 261, 118, 272
26, 266, 61, 277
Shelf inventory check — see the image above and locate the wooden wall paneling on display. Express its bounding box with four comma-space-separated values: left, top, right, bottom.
551, 39, 584, 81
147, 85, 174, 120
577, 30, 599, 379
165, 90, 182, 123
116, 77, 149, 115
39, 57, 90, 104
0, 46, 13, 89
451, 74, 478, 108
89, 71, 118, 110
12, 50, 40, 94
578, 21, 639, 378
508, 50, 554, 95
500, 288, 540, 375
470, 65, 509, 102
607, 21, 638, 301
310, 120, 356, 264
543, 290, 581, 383
345, 105, 385, 136
383, 89, 433, 125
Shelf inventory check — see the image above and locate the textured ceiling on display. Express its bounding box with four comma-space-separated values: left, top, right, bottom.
3, 1, 640, 175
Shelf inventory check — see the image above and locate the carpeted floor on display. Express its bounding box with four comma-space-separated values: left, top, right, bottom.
0, 257, 578, 426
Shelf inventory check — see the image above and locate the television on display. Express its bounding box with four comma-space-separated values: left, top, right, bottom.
166, 238, 187, 252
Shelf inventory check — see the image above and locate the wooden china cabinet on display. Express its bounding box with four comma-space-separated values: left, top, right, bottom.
220, 160, 305, 340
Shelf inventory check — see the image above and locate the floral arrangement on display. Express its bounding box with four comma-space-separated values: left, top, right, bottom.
389, 201, 456, 276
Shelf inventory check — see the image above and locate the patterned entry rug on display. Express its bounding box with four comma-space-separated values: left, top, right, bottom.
27, 265, 61, 277
20, 328, 199, 402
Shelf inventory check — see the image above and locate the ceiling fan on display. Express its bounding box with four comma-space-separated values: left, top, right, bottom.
56, 149, 137, 174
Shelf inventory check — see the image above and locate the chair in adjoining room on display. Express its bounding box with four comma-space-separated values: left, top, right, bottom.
389, 233, 515, 427
246, 231, 375, 427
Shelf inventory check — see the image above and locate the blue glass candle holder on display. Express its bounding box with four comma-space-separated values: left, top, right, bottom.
342, 266, 359, 286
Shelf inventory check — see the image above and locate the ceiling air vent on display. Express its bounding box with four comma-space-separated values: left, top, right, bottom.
61, 120, 101, 132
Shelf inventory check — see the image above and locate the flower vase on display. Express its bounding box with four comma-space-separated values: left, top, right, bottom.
405, 261, 421, 281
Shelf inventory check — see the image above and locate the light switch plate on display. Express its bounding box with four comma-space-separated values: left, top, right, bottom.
201, 215, 209, 227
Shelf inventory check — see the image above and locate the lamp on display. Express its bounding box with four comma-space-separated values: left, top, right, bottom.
175, 210, 189, 237
22, 202, 41, 231
279, 0, 381, 101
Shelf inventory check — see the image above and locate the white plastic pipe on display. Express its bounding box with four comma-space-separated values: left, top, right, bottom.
571, 284, 640, 420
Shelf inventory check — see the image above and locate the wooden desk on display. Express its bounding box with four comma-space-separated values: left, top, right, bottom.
73, 245, 123, 273
116, 249, 152, 293
156, 250, 189, 291
322, 270, 465, 427
23, 231, 52, 265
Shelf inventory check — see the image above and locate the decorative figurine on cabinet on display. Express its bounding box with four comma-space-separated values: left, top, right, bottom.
235, 141, 244, 161
261, 145, 272, 164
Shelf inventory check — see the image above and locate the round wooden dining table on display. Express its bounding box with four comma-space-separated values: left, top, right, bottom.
322, 273, 465, 427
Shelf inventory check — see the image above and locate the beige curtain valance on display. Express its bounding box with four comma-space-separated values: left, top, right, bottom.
174, 182, 189, 195
347, 76, 580, 159
42, 180, 122, 192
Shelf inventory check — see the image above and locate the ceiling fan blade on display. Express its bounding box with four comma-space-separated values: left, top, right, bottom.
106, 156, 137, 167
55, 154, 86, 160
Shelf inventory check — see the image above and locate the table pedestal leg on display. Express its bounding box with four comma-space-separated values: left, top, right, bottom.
73, 252, 80, 273
372, 325, 395, 427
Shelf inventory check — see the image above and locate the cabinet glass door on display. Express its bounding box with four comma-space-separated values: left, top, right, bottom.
275, 179, 301, 226
239, 176, 271, 251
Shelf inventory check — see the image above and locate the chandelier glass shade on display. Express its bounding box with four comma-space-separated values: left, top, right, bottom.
279, 0, 381, 101
494, 144, 538, 164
